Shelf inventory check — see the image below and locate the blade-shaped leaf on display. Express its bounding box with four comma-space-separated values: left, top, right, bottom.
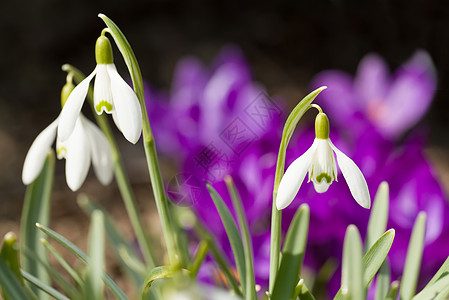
21, 270, 70, 300
78, 194, 146, 285
400, 212, 426, 300
20, 152, 54, 299
412, 273, 449, 300
1, 232, 22, 282
36, 223, 128, 300
366, 181, 389, 250
271, 204, 310, 300
341, 225, 364, 300
334, 229, 395, 299
207, 184, 246, 294
0, 257, 32, 300
374, 260, 391, 300
423, 256, 449, 288
225, 176, 256, 300
84, 211, 105, 300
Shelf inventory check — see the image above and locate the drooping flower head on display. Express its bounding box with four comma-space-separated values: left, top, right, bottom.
276, 111, 371, 210
58, 34, 142, 144
22, 78, 113, 191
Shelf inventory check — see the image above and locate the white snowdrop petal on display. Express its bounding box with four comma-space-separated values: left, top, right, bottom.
329, 139, 371, 209
65, 118, 91, 191
58, 69, 96, 141
81, 116, 114, 185
93, 64, 113, 114
276, 139, 318, 210
107, 64, 142, 144
22, 119, 58, 184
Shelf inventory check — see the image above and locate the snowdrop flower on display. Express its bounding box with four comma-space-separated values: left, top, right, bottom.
276, 112, 370, 210
58, 34, 142, 144
22, 81, 114, 191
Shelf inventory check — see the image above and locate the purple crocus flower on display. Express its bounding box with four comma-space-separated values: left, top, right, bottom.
147, 47, 448, 298
311, 51, 436, 140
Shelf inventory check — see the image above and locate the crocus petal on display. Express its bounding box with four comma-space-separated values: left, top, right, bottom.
81, 116, 113, 185
354, 53, 389, 107
58, 68, 97, 142
22, 119, 58, 184
276, 139, 318, 210
329, 139, 371, 209
64, 118, 91, 191
379, 51, 436, 138
94, 64, 113, 114
107, 64, 143, 144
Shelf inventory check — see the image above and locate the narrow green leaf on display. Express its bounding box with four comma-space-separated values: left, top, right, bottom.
189, 240, 209, 278
21, 270, 70, 300
424, 256, 449, 288
84, 211, 105, 300
22, 246, 82, 300
270, 86, 327, 292
20, 152, 54, 299
78, 194, 146, 285
366, 181, 389, 250
334, 229, 395, 299
40, 239, 84, 287
386, 280, 399, 300
0, 257, 31, 300
272, 204, 310, 300
341, 225, 364, 300
412, 273, 449, 300
207, 184, 247, 294
143, 266, 173, 291
374, 260, 390, 300
36, 223, 129, 300
295, 280, 316, 300
1, 232, 22, 282
194, 221, 243, 296
400, 212, 427, 300
225, 176, 256, 300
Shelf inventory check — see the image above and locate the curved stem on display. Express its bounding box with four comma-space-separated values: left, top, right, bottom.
268, 87, 327, 294
97, 14, 180, 267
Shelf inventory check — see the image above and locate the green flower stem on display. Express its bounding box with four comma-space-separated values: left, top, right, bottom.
269, 87, 327, 293
98, 14, 179, 267
62, 64, 155, 268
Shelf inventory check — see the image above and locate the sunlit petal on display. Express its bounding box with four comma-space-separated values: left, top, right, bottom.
276, 139, 318, 210
81, 116, 113, 185
58, 69, 96, 141
107, 64, 142, 144
65, 118, 91, 191
329, 140, 371, 209
22, 119, 58, 184
94, 64, 113, 114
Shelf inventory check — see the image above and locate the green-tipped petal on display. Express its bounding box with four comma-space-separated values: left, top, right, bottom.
94, 64, 113, 114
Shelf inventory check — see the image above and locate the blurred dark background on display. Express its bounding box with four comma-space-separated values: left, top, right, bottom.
1, 0, 449, 258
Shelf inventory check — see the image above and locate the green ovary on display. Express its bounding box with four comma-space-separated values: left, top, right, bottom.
96, 101, 113, 113
316, 172, 332, 184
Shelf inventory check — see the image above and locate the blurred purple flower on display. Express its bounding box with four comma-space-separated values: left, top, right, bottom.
147, 46, 448, 298
311, 51, 436, 139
